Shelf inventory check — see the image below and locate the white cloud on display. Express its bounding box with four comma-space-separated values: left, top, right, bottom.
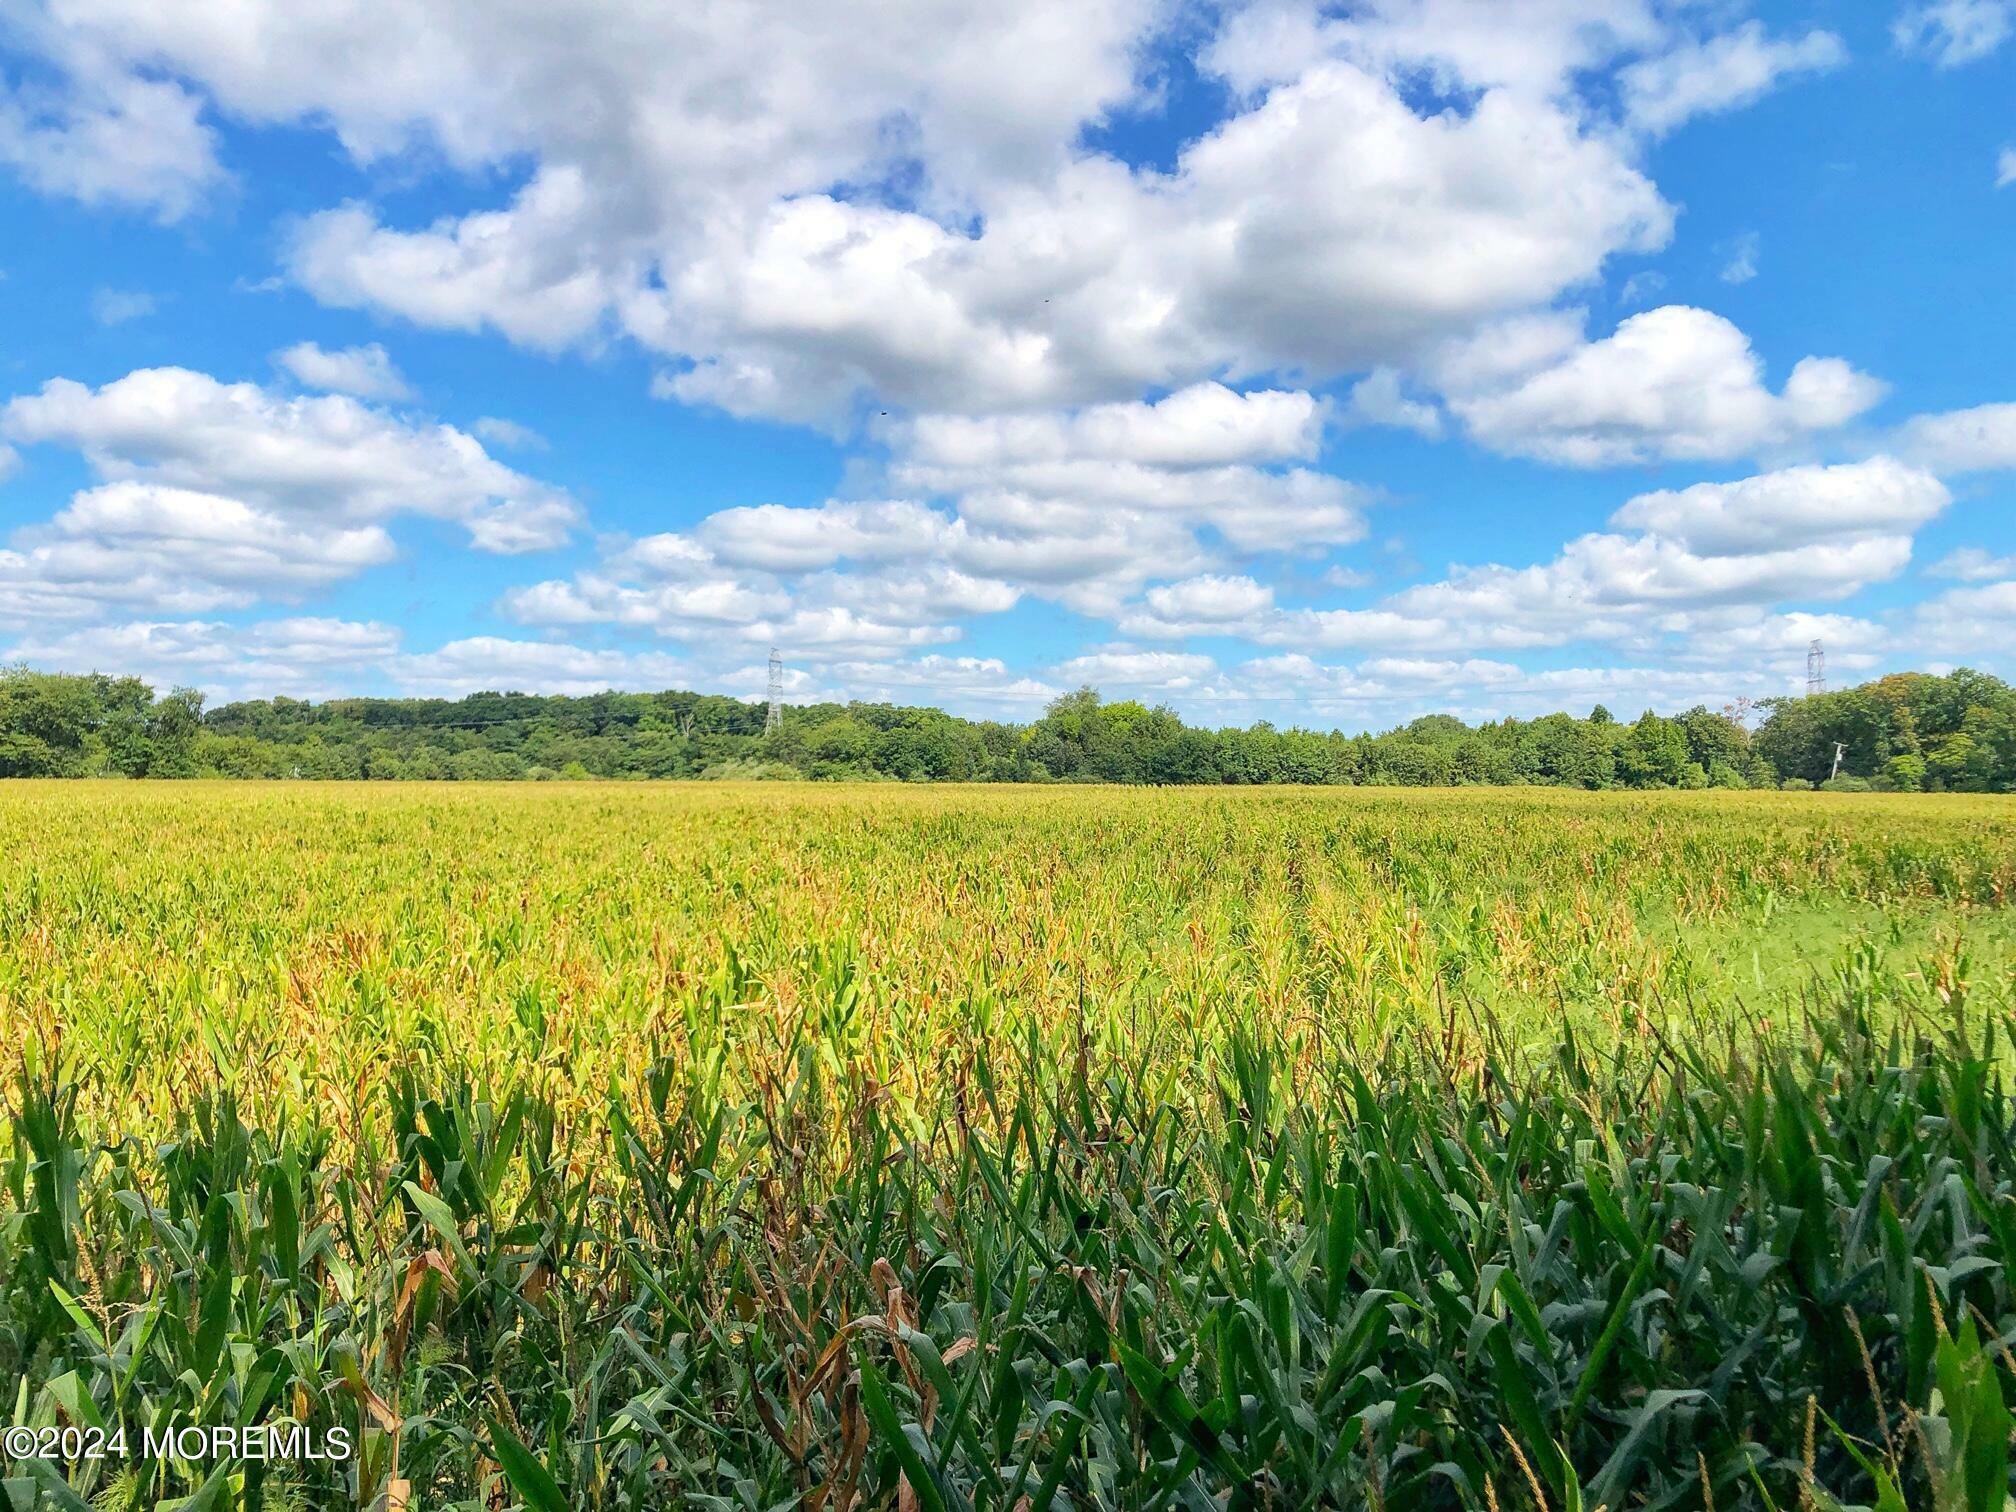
275, 341, 414, 401
1399, 533, 1912, 621
1618, 270, 1666, 307
1928, 546, 2016, 580
809, 563, 1021, 625
742, 607, 959, 656
493, 386, 1362, 646
393, 636, 695, 698
91, 288, 156, 325
472, 416, 544, 450
1425, 309, 1587, 393
1998, 147, 2016, 187
1896, 402, 2016, 471
0, 31, 222, 221
502, 571, 786, 631
1108, 456, 1938, 661
2, 366, 578, 553
1718, 232, 1759, 286
887, 386, 1369, 584
695, 500, 956, 572
1053, 647, 1218, 690
898, 384, 1323, 470
1195, 651, 1779, 726
1915, 578, 2016, 654
0, 0, 1739, 438
1144, 574, 1275, 622
818, 654, 1057, 710
1117, 574, 1280, 636
1609, 458, 1949, 555
1342, 369, 1442, 438
3, 617, 402, 699
1645, 609, 1888, 670
628, 66, 1669, 422
1620, 23, 1845, 137
0, 0, 1878, 457
1445, 306, 1885, 465
1203, 0, 1666, 101
289, 174, 623, 352
1894, 0, 2012, 66
0, 482, 396, 624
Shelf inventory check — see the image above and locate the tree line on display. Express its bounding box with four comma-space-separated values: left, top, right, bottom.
1, 663, 2012, 791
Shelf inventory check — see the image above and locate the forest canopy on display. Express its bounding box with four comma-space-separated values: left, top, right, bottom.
1, 664, 2012, 791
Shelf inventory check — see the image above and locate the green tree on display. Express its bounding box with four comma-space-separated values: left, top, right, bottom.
0, 669, 98, 776
1926, 732, 1979, 790
1676, 706, 1748, 773
1619, 711, 1689, 788
1885, 752, 1927, 792
145, 688, 206, 777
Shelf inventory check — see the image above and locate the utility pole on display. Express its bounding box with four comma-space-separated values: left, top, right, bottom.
1830, 741, 1846, 781
1806, 639, 1825, 697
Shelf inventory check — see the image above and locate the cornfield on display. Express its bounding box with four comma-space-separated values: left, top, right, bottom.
4, 781, 2016, 1510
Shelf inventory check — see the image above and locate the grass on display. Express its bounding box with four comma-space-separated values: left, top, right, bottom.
2, 782, 2015, 1509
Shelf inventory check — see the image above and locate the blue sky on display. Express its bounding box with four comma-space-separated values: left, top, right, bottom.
1, 0, 2014, 730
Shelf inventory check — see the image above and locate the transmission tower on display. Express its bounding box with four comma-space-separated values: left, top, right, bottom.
1806, 639, 1825, 697
764, 647, 784, 735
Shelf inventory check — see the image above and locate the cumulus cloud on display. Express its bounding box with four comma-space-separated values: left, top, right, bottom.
1896, 402, 2016, 472
1643, 609, 1888, 671
1053, 646, 1218, 691
0, 0, 1884, 457
620, 67, 1671, 422
290, 175, 624, 353
505, 376, 1372, 655
695, 500, 957, 573
2, 366, 579, 553
1155, 650, 1784, 726
0, 0, 1687, 424
898, 384, 1323, 471
2, 617, 402, 699
819, 654, 1057, 710
1893, 0, 2012, 66
1111, 457, 1936, 661
1144, 575, 1275, 622
0, 483, 396, 624
1444, 306, 1885, 465
1341, 369, 1443, 437
275, 341, 414, 401
1928, 547, 2016, 581
393, 637, 696, 698
501, 570, 787, 632
1619, 23, 1845, 137
1915, 578, 2016, 655
1609, 459, 1949, 555
0, 30, 222, 221
888, 384, 1369, 583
